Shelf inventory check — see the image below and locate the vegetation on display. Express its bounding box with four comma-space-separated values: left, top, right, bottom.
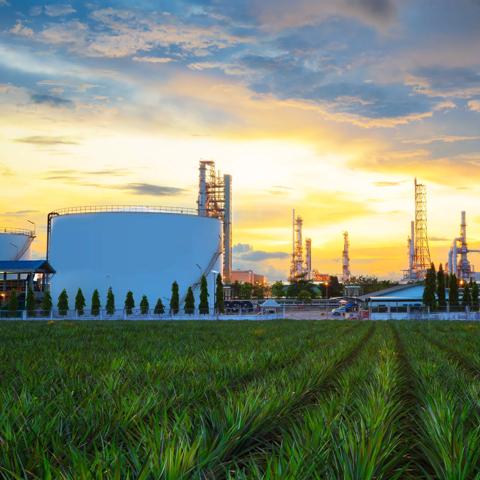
124, 291, 135, 315
271, 280, 285, 297
2, 321, 480, 478
154, 298, 165, 315
184, 287, 195, 314
41, 291, 52, 316
449, 273, 459, 307
75, 288, 86, 316
106, 287, 115, 315
7, 290, 19, 318
348, 275, 399, 294
199, 275, 209, 314
91, 289, 101, 316
297, 289, 312, 303
436, 263, 446, 308
215, 274, 225, 313
26, 288, 35, 317
472, 280, 479, 311
170, 281, 179, 315
140, 295, 149, 315
57, 289, 69, 316
423, 263, 437, 310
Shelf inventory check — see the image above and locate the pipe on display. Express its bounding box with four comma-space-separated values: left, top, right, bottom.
223, 174, 232, 283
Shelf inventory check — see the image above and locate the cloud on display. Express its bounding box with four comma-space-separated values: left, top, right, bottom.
0, 0, 10, 6
429, 236, 449, 242
373, 181, 402, 187
132, 56, 174, 64
15, 136, 79, 145
468, 100, 480, 112
1, 209, 40, 216
44, 4, 76, 17
233, 243, 289, 261
120, 183, 185, 196
30, 93, 73, 107
407, 66, 480, 98
10, 21, 34, 37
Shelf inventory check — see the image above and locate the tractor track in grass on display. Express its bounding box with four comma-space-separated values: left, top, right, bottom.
201, 323, 376, 479
419, 331, 480, 379
390, 324, 429, 479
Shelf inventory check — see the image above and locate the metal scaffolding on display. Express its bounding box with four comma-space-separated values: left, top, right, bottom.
290, 210, 305, 281
413, 178, 431, 278
342, 231, 351, 283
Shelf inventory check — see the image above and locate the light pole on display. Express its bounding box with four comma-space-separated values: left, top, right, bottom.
211, 270, 219, 316
324, 282, 329, 300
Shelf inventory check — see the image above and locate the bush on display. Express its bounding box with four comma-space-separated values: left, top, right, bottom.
41, 291, 52, 316
26, 288, 35, 317
140, 295, 149, 315
125, 291, 135, 315
75, 288, 86, 316
57, 289, 69, 316
170, 282, 179, 315
199, 275, 209, 314
154, 298, 165, 314
184, 287, 195, 314
91, 289, 101, 316
8, 290, 19, 318
106, 287, 115, 315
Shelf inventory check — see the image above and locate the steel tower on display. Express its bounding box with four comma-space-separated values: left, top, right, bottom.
413, 178, 431, 278
342, 231, 351, 283
290, 210, 304, 281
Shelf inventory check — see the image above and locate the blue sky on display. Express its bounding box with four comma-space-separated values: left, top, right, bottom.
1, 0, 480, 279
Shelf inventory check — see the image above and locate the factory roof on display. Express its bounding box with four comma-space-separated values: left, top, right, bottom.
358, 283, 424, 302
0, 260, 56, 274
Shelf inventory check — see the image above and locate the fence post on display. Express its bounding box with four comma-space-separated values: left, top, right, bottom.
22, 310, 27, 320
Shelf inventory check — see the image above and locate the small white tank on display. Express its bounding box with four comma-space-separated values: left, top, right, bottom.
0, 229, 34, 260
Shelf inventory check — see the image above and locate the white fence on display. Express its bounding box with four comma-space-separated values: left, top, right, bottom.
0, 308, 284, 321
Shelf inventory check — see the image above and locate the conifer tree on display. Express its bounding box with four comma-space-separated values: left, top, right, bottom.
215, 273, 225, 313
41, 291, 52, 316
140, 295, 149, 314
199, 275, 209, 314
436, 263, 446, 308
57, 289, 69, 316
184, 286, 195, 314
106, 287, 115, 315
91, 289, 101, 316
170, 281, 179, 314
471, 280, 479, 312
26, 287, 36, 317
8, 290, 19, 318
125, 291, 135, 315
154, 298, 165, 314
462, 282, 472, 308
449, 274, 459, 307
75, 288, 86, 316
422, 263, 437, 310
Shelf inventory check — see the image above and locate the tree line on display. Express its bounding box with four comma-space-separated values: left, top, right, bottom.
3, 273, 225, 317
423, 263, 479, 311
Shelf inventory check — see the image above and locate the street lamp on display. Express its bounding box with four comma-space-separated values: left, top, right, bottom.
324, 281, 329, 300
211, 270, 219, 315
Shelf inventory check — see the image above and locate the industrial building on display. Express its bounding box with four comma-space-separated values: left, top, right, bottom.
47, 160, 232, 307
230, 270, 266, 285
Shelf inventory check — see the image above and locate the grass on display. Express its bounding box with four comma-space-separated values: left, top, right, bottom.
1, 320, 480, 478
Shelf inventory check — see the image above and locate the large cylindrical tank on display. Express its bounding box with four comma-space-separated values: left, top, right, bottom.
0, 229, 34, 260
48, 207, 223, 309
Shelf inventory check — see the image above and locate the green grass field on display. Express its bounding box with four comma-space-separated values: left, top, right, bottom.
2, 320, 480, 479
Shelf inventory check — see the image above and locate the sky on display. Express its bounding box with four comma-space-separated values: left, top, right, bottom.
1, 0, 480, 281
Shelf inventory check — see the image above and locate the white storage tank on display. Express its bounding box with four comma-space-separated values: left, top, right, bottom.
47, 206, 223, 309
0, 229, 34, 260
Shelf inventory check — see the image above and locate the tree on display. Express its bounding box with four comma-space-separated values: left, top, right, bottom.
199, 275, 209, 314
41, 291, 52, 316
154, 298, 165, 314
140, 295, 149, 315
91, 289, 101, 316
7, 290, 19, 318
471, 281, 479, 312
57, 289, 69, 316
436, 264, 446, 308
231, 281, 241, 299
253, 284, 265, 299
184, 287, 195, 314
271, 281, 285, 298
422, 263, 437, 310
125, 291, 135, 315
298, 289, 312, 303
170, 281, 179, 314
75, 288, 86, 316
26, 288, 36, 317
215, 274, 225, 313
462, 282, 472, 308
239, 282, 253, 299
328, 276, 342, 297
348, 275, 399, 295
106, 287, 115, 315
449, 274, 459, 307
